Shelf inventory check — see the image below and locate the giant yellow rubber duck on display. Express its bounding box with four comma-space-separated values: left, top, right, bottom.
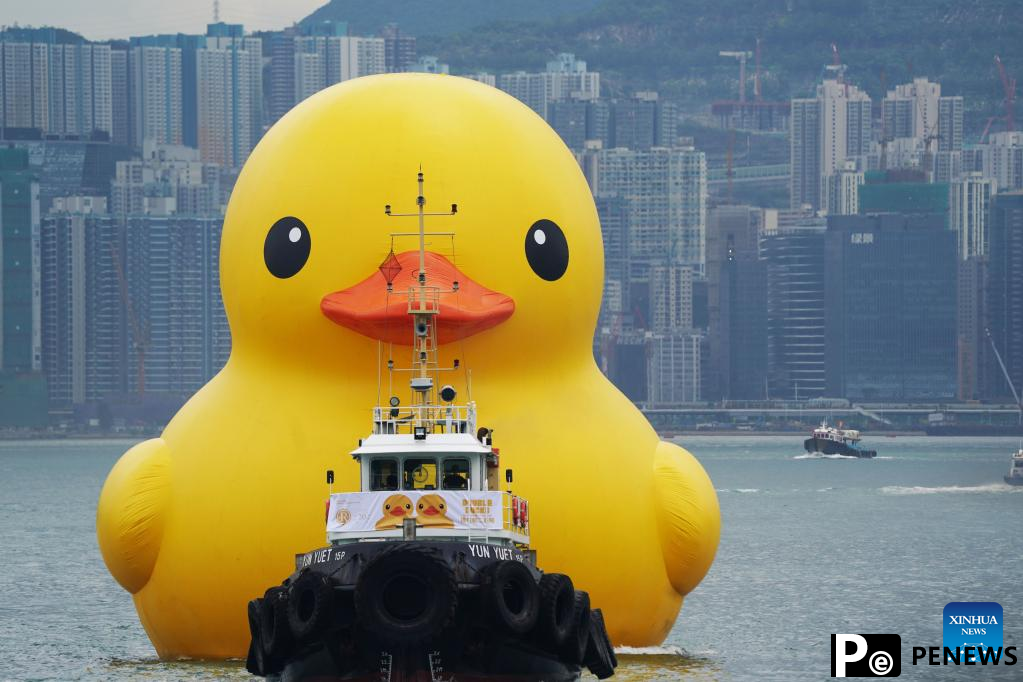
96, 73, 719, 659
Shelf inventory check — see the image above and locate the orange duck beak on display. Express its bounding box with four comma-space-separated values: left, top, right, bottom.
321, 251, 514, 346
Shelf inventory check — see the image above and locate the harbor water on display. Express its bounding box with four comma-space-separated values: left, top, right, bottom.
1, 436, 1020, 680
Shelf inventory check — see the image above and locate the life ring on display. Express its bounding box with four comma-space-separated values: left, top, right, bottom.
287, 570, 334, 642
245, 598, 267, 676
536, 573, 575, 649
583, 607, 616, 679
562, 589, 590, 664
260, 585, 291, 665
482, 560, 539, 635
355, 546, 457, 642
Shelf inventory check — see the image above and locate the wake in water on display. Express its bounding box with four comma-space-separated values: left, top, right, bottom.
614, 645, 688, 656
793, 452, 858, 460
716, 488, 761, 493
880, 483, 1022, 495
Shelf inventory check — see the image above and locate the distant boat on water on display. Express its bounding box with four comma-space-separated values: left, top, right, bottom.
803, 421, 877, 458
1005, 447, 1023, 486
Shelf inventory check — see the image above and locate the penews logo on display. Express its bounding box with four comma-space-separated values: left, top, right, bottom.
910, 601, 1016, 667
831, 634, 901, 677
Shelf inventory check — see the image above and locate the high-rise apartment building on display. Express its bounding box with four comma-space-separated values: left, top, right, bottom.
790, 78, 871, 210
882, 79, 963, 152
647, 332, 702, 404
197, 24, 262, 169
596, 145, 706, 274
822, 160, 864, 215
109, 47, 130, 145
949, 172, 994, 259
41, 209, 229, 406
380, 24, 415, 73
981, 132, 1023, 192
0, 35, 114, 139
291, 33, 385, 106
111, 142, 222, 216
498, 54, 599, 119
129, 39, 183, 146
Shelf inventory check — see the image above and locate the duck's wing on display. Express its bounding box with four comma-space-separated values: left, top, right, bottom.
96, 438, 172, 593
652, 440, 720, 596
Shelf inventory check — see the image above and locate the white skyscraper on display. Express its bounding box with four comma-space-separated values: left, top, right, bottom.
291, 35, 386, 106
881, 78, 963, 173
950, 172, 995, 259
981, 131, 1023, 192
197, 30, 262, 169
0, 40, 113, 138
790, 78, 872, 210
822, 160, 864, 215
498, 54, 599, 119
597, 145, 707, 271
129, 44, 183, 146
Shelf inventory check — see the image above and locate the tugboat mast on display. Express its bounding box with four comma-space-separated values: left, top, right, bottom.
384, 172, 458, 422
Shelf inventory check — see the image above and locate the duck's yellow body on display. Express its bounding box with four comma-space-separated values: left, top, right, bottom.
96, 73, 720, 659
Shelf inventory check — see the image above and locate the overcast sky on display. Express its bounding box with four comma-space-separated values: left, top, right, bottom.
0, 0, 326, 40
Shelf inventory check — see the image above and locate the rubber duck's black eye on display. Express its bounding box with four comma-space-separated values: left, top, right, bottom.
264, 216, 310, 278
525, 219, 568, 281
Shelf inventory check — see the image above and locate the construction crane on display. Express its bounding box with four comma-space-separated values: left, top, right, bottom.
109, 242, 148, 396
753, 38, 763, 101
987, 328, 1022, 425
979, 116, 998, 143
719, 50, 752, 103
995, 55, 1016, 133
826, 43, 849, 96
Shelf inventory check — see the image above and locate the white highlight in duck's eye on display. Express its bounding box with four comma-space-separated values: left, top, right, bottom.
533, 229, 547, 245
288, 226, 302, 243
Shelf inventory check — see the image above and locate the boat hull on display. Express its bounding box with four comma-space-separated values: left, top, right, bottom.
803, 437, 876, 458
247, 541, 616, 682
1005, 476, 1023, 486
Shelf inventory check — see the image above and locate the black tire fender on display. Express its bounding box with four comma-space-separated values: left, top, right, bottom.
260, 585, 291, 665
245, 598, 267, 676
287, 570, 334, 642
355, 545, 457, 642
562, 589, 590, 664
584, 607, 616, 679
483, 560, 539, 635
536, 573, 575, 649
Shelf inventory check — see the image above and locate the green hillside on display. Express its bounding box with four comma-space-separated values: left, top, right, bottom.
301, 0, 602, 37
403, 0, 1020, 133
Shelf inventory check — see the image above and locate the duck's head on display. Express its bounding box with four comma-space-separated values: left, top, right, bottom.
221, 74, 602, 375
416, 494, 449, 519
382, 494, 414, 518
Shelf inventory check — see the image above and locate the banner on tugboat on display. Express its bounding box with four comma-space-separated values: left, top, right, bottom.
327, 490, 506, 532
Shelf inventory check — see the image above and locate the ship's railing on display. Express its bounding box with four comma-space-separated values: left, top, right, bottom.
406, 285, 442, 315
372, 402, 477, 435
326, 489, 529, 544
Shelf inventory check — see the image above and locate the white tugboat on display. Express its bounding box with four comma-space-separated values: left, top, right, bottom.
1005, 447, 1023, 486
244, 173, 616, 681
803, 421, 877, 458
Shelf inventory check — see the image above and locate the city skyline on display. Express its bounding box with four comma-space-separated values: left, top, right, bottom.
1, 8, 1022, 432
0, 0, 321, 41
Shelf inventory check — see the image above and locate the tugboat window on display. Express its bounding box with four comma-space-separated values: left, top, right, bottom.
370, 459, 399, 491
442, 458, 470, 490
403, 458, 437, 490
